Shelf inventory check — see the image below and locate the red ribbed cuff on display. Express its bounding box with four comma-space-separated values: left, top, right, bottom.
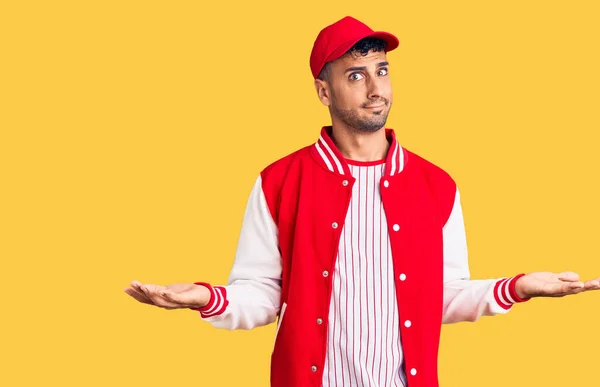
189, 282, 229, 318
493, 273, 531, 310
508, 273, 531, 303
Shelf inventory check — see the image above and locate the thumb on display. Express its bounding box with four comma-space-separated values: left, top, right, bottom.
556, 271, 580, 282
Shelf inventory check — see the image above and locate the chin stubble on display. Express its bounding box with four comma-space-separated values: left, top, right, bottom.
331, 100, 391, 133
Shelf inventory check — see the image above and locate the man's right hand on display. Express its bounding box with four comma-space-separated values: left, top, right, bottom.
124, 280, 211, 310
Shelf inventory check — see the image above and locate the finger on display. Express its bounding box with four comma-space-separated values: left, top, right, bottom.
583, 279, 600, 290
565, 286, 588, 296
568, 281, 585, 290
124, 288, 155, 305
561, 282, 585, 296
129, 281, 184, 309
547, 281, 584, 296
126, 286, 155, 304
133, 282, 159, 302
130, 280, 146, 293
556, 272, 580, 282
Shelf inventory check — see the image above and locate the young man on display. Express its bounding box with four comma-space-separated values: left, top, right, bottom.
124, 16, 600, 387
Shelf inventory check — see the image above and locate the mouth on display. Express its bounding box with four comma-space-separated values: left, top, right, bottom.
364, 104, 385, 109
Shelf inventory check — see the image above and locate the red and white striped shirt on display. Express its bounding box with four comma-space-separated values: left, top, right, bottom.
323, 160, 407, 387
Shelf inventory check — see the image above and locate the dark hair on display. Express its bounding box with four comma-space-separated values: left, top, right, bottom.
317, 37, 387, 81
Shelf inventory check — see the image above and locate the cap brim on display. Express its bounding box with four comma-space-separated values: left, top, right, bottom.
369, 31, 400, 52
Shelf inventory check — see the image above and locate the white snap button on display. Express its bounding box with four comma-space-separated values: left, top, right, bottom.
399, 273, 407, 281
311, 366, 318, 372
383, 180, 389, 188
410, 368, 417, 376
322, 271, 329, 277
316, 318, 323, 324
393, 224, 400, 232
404, 320, 412, 328
342, 180, 349, 186
332, 222, 338, 229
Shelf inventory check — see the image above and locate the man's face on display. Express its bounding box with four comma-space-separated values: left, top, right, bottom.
321, 49, 393, 132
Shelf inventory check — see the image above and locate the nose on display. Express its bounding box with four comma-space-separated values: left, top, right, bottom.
367, 77, 384, 100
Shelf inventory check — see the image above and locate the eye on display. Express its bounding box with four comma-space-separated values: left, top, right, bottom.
378, 68, 389, 76
349, 72, 364, 81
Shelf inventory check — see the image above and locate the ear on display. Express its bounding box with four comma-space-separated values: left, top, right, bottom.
314, 79, 332, 106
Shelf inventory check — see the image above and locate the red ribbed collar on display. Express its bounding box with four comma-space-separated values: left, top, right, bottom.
311, 126, 406, 177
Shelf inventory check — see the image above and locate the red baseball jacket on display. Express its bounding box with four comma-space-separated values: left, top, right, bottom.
192, 126, 528, 387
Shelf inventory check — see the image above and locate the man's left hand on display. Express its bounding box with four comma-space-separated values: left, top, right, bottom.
515, 271, 600, 299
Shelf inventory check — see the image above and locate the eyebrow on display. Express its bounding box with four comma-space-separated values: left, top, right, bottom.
344, 61, 389, 73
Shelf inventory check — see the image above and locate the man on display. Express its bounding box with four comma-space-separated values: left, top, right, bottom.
124, 16, 600, 387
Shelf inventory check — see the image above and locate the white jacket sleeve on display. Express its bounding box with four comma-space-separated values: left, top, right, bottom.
442, 187, 527, 324
191, 175, 282, 330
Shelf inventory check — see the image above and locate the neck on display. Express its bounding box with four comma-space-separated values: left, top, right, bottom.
328, 122, 390, 162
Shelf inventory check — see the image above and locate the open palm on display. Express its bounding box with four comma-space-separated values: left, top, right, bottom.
516, 271, 600, 298
124, 280, 210, 309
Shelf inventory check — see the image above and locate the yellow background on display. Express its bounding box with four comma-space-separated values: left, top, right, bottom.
2, 0, 599, 386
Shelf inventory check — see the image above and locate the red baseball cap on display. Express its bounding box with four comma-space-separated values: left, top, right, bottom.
310, 16, 400, 79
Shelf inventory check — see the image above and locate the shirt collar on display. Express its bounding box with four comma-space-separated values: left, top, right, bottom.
311, 125, 405, 177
